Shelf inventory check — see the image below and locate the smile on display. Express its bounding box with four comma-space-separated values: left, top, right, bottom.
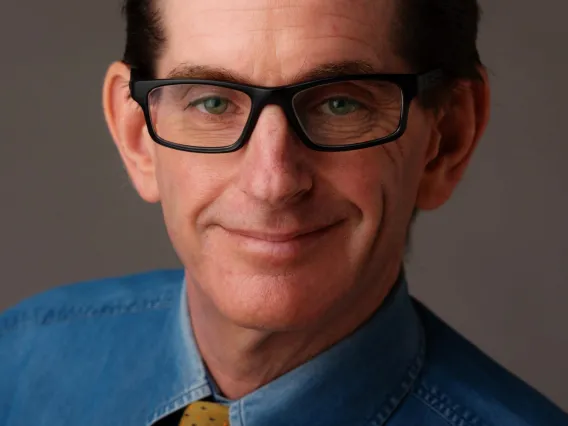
219, 223, 341, 262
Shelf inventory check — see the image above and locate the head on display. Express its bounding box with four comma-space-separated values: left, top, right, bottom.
103, 0, 490, 332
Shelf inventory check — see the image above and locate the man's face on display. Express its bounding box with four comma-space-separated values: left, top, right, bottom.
140, 0, 440, 330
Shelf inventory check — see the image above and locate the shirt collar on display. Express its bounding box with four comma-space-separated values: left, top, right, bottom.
155, 272, 424, 426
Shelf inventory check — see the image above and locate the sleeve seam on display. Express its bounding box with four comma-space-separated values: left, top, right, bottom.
411, 383, 489, 426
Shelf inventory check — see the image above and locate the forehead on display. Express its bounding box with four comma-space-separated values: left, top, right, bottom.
157, 0, 405, 83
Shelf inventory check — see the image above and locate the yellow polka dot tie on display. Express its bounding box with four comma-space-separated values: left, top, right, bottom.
179, 401, 230, 426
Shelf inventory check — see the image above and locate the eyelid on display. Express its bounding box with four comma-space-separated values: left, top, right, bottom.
184, 87, 250, 106
188, 95, 228, 105
184, 87, 232, 99
300, 84, 376, 104
300, 94, 364, 113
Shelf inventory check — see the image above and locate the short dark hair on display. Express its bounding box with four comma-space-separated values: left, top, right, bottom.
394, 0, 483, 106
121, 0, 483, 106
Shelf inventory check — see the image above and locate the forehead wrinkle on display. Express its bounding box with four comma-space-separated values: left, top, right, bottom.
175, 0, 385, 37
179, 1, 305, 32
160, 0, 402, 83
316, 10, 379, 31
163, 9, 306, 63
187, 0, 309, 13
302, 35, 378, 52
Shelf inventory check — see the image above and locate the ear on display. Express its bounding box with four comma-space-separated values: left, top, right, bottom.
102, 61, 160, 203
416, 67, 491, 210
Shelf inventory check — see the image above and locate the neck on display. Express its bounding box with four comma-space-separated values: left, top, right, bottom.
186, 262, 401, 400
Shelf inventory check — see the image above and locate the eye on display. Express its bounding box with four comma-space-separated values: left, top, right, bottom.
320, 98, 361, 116
192, 97, 230, 114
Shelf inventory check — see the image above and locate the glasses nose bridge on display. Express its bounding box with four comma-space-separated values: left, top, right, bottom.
250, 86, 300, 128
265, 86, 294, 106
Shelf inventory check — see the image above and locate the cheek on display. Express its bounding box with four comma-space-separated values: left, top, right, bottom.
320, 147, 401, 222
371, 115, 434, 244
324, 139, 424, 250
154, 150, 233, 254
305, 150, 393, 270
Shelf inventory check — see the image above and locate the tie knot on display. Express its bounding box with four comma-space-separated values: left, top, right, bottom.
179, 401, 230, 426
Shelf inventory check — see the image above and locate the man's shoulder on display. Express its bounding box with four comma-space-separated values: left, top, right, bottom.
0, 269, 194, 424
411, 301, 568, 426
0, 269, 185, 336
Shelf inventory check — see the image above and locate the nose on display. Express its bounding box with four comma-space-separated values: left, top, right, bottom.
236, 106, 313, 208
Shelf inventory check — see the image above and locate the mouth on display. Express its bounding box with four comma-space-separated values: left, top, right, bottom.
219, 222, 342, 262
225, 225, 335, 242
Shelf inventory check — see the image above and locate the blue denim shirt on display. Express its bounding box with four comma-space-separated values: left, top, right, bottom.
0, 270, 566, 426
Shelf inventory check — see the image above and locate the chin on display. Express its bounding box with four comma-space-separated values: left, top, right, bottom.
207, 269, 342, 332
183, 224, 359, 331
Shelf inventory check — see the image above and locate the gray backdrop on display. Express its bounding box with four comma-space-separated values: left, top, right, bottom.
1, 0, 567, 412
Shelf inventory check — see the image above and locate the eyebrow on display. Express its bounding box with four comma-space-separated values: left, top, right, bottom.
165, 60, 382, 85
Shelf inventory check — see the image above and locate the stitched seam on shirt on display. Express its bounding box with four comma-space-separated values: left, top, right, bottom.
0, 293, 174, 336
412, 384, 487, 426
367, 324, 427, 426
239, 396, 246, 426
146, 382, 211, 425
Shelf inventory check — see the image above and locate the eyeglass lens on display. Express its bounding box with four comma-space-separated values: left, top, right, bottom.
147, 80, 403, 148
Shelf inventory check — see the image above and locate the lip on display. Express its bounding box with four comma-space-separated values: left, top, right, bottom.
223, 225, 334, 242
219, 222, 341, 262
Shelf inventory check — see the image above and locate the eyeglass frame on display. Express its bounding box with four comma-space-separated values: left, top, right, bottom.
129, 67, 445, 154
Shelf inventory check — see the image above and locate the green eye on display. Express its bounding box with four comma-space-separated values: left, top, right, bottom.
322, 98, 360, 116
196, 97, 229, 114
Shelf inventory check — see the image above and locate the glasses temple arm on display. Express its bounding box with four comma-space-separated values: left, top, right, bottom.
417, 69, 446, 93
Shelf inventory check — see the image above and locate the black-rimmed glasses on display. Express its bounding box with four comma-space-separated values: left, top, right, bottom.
129, 68, 444, 153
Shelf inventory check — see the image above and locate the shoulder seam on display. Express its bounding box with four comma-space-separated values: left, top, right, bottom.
0, 270, 184, 336
0, 292, 175, 336
412, 383, 489, 426
368, 329, 427, 425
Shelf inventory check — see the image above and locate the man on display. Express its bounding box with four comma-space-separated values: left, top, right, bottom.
0, 0, 566, 425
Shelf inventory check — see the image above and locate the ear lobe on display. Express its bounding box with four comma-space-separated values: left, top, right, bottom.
416, 69, 491, 210
103, 61, 161, 203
